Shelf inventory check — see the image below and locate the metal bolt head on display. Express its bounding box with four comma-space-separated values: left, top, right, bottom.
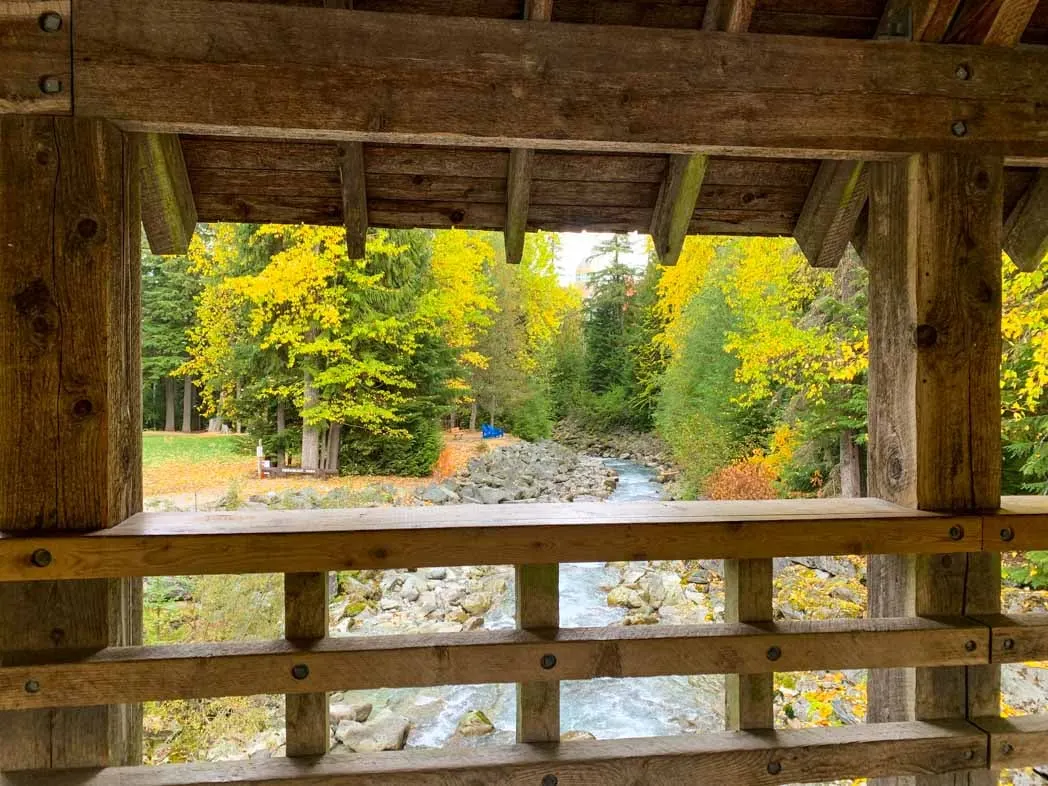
24, 679, 40, 694
964, 639, 977, 652
1001, 742, 1014, 755
1001, 527, 1015, 542
948, 525, 964, 541
542, 776, 558, 786
955, 63, 971, 80
766, 646, 781, 662
951, 120, 968, 137
38, 12, 62, 32
540, 653, 557, 670
963, 749, 975, 761
39, 76, 62, 95
767, 761, 782, 775
290, 663, 309, 680
1003, 638, 1016, 651
30, 549, 52, 568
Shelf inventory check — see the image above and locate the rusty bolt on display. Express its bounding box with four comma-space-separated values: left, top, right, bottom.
38, 12, 62, 32
767, 761, 782, 775
30, 549, 52, 568
1003, 638, 1016, 651
39, 76, 62, 95
951, 120, 968, 137
540, 653, 557, 670
24, 679, 40, 694
948, 525, 964, 541
1001, 527, 1015, 542
542, 776, 558, 786
963, 749, 975, 760
1001, 742, 1014, 755
964, 639, 977, 652
766, 646, 781, 662
290, 663, 309, 680
955, 63, 971, 80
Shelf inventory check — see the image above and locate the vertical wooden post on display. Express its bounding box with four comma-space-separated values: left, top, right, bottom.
724, 559, 774, 730
0, 117, 142, 769
284, 572, 330, 756
867, 153, 1003, 786
516, 564, 559, 743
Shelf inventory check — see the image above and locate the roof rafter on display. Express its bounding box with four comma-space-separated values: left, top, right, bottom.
137, 133, 197, 255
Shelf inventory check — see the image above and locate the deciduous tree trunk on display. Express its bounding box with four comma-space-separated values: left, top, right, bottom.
276, 399, 286, 468
182, 376, 193, 432
469, 401, 478, 431
301, 371, 320, 471
164, 377, 176, 432
325, 421, 342, 474
840, 428, 862, 498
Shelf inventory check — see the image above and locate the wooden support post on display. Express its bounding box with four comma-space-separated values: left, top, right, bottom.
137, 133, 197, 256
724, 558, 774, 730
516, 564, 558, 743
702, 0, 756, 32
336, 142, 367, 259
0, 117, 142, 769
284, 572, 329, 756
649, 154, 707, 267
867, 153, 1003, 786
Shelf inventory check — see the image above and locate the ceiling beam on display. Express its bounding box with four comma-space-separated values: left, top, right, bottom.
1005, 170, 1048, 271
63, 0, 1048, 162
795, 161, 869, 268
649, 154, 708, 265
703, 0, 756, 34
503, 0, 551, 265
137, 133, 197, 255
337, 142, 367, 259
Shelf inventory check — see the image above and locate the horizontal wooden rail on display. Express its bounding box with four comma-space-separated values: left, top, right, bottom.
975, 715, 1048, 769
0, 720, 986, 785
979, 612, 1048, 664
0, 498, 981, 581
0, 617, 987, 711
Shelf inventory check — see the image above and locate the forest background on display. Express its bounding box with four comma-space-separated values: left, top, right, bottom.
144, 224, 1048, 505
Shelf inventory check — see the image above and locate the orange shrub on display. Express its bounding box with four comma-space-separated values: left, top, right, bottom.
704, 459, 778, 500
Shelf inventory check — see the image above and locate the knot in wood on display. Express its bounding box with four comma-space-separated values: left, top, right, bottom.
915, 324, 938, 348
77, 218, 99, 239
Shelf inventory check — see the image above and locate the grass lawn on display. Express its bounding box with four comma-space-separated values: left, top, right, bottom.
143, 432, 251, 467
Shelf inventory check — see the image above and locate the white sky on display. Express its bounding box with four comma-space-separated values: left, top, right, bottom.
554, 231, 650, 285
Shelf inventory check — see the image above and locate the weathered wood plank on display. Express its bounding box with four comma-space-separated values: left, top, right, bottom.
0, 499, 983, 582
975, 714, 1048, 769
0, 721, 989, 786
70, 1, 1048, 160
794, 160, 868, 268
515, 564, 558, 743
725, 558, 774, 730
284, 572, 329, 757
0, 1, 71, 115
1004, 169, 1048, 271
136, 133, 197, 255
504, 148, 533, 265
985, 494, 1048, 549
336, 142, 367, 258
944, 0, 1038, 44
703, 0, 756, 31
0, 117, 142, 768
649, 153, 707, 266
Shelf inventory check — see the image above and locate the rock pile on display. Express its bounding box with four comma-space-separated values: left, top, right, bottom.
416, 440, 617, 505
553, 420, 678, 482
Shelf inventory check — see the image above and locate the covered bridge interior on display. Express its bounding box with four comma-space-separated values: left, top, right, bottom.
5, 0, 1048, 783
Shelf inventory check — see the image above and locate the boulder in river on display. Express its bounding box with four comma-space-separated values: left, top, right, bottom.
335, 708, 410, 752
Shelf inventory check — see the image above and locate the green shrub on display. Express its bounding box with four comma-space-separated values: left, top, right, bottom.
341, 416, 444, 476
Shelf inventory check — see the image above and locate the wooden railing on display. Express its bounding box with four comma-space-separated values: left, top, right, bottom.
2, 496, 1048, 784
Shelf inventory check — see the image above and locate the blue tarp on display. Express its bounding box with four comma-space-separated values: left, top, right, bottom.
481, 424, 505, 439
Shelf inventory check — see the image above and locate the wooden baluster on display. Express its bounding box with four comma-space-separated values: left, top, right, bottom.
284, 572, 330, 756
516, 564, 559, 744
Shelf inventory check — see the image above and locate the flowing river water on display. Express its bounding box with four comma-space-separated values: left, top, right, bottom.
336, 458, 724, 749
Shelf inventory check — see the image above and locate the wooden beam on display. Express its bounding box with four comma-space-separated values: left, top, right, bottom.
336, 142, 367, 259
0, 0, 72, 116
66, 1, 1048, 160
0, 721, 989, 786
794, 160, 869, 268
724, 559, 774, 730
515, 564, 559, 743
0, 498, 985, 582
1004, 169, 1048, 271
703, 0, 756, 33
284, 572, 329, 757
943, 0, 1038, 45
982, 495, 1048, 549
649, 154, 708, 266
137, 133, 196, 255
976, 714, 1048, 769
504, 148, 533, 264
0, 117, 142, 768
